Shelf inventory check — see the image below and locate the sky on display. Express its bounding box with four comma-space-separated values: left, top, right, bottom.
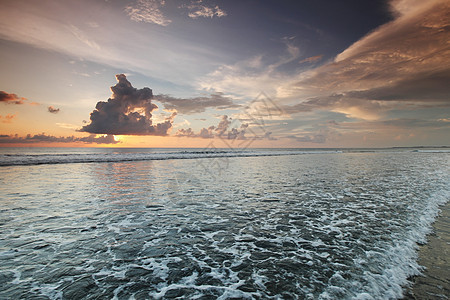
0, 0, 449, 148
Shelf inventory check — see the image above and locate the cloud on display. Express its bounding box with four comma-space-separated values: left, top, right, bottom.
287, 134, 326, 144
280, 94, 384, 121
278, 70, 450, 122
176, 115, 232, 138
198, 37, 308, 101
57, 123, 80, 130
184, 1, 227, 19
175, 115, 267, 141
215, 115, 231, 136
0, 114, 16, 123
0, 91, 27, 104
345, 69, 450, 102
0, 133, 119, 144
276, 0, 450, 122
48, 106, 60, 114
330, 118, 450, 132
81, 74, 176, 136
283, 121, 341, 144
198, 42, 301, 98
279, 70, 450, 121
227, 123, 249, 140
0, 1, 231, 87
67, 24, 100, 50
154, 92, 240, 114
78, 134, 119, 144
125, 0, 171, 26
299, 55, 323, 64
174, 93, 286, 141
287, 0, 450, 97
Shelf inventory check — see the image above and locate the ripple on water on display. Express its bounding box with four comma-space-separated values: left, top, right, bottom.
0, 152, 449, 299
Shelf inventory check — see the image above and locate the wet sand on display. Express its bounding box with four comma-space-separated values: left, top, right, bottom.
404, 201, 450, 299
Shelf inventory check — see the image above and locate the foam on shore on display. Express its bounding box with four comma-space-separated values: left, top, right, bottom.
404, 201, 450, 299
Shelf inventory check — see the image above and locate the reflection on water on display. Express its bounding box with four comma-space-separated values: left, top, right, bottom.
0, 152, 449, 299
92, 162, 156, 208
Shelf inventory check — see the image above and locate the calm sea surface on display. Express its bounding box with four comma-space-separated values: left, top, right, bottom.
0, 148, 448, 299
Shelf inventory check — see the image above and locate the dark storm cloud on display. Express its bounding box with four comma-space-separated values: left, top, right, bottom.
80, 74, 175, 136
48, 106, 60, 113
0, 91, 27, 104
0, 133, 119, 144
154, 93, 240, 114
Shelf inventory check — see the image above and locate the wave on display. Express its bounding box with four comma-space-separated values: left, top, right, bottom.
413, 149, 450, 153
0, 149, 343, 167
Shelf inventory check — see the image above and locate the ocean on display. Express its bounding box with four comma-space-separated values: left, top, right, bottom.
0, 147, 448, 299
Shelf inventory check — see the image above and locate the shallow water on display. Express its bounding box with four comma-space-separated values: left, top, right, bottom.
405, 201, 450, 299
0, 149, 448, 299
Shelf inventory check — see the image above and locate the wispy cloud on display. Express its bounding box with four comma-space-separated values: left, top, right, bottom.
276, 0, 450, 122
57, 123, 80, 130
125, 0, 171, 26
200, 0, 449, 127
0, 1, 232, 86
67, 24, 101, 50
290, 0, 450, 95
299, 55, 323, 64
198, 42, 301, 98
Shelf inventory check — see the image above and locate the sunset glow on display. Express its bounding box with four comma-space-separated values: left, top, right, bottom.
0, 0, 449, 148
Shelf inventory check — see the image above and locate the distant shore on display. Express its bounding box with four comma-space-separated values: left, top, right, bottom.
404, 201, 450, 299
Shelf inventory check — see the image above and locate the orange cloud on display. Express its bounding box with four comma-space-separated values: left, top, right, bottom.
0, 91, 40, 106
0, 114, 16, 123
0, 91, 27, 105
0, 133, 120, 144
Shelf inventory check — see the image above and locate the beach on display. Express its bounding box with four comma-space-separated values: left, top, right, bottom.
405, 201, 450, 299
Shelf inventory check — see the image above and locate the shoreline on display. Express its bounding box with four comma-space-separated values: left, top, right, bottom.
404, 201, 450, 299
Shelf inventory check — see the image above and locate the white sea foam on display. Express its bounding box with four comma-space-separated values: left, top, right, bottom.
0, 148, 344, 166
0, 149, 448, 299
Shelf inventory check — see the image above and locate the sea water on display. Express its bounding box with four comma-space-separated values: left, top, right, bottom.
0, 148, 448, 299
